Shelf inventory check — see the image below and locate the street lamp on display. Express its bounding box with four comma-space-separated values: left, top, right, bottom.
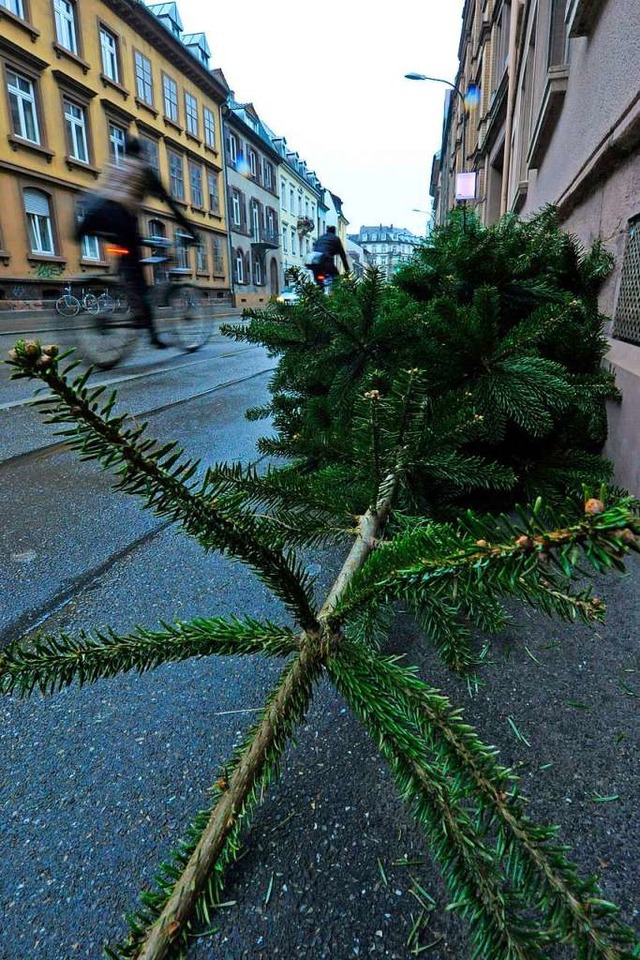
405, 72, 477, 170
405, 72, 479, 222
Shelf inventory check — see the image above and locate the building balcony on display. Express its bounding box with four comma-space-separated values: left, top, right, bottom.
250, 227, 279, 250
297, 217, 314, 236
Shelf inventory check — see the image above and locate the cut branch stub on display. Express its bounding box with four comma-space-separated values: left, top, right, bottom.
133, 501, 395, 959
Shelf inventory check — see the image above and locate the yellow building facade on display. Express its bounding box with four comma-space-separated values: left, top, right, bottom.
0, 0, 230, 305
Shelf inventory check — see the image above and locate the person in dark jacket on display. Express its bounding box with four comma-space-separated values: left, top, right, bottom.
75, 134, 195, 347
310, 225, 349, 289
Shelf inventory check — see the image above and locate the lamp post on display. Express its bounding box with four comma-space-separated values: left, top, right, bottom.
405, 72, 476, 177
405, 72, 480, 227
411, 207, 431, 237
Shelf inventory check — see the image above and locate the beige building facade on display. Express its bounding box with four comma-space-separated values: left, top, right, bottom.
432, 0, 640, 492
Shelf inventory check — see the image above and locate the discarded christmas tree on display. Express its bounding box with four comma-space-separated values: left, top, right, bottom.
2, 210, 638, 960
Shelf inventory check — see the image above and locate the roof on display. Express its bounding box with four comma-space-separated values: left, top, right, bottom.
181, 32, 210, 55
147, 2, 183, 29
358, 226, 419, 242
226, 100, 283, 161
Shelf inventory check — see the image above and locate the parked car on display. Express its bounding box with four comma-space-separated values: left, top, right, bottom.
276, 285, 299, 305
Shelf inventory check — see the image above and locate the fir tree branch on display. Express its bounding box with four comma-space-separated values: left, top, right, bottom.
6, 343, 318, 631
333, 642, 636, 959
107, 645, 324, 960
0, 616, 298, 696
329, 650, 543, 960
330, 498, 640, 630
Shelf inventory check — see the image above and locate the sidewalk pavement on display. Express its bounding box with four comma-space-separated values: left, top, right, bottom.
0, 306, 244, 337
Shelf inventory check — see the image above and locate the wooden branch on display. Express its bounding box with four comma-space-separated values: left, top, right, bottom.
134, 476, 399, 960
135, 644, 323, 960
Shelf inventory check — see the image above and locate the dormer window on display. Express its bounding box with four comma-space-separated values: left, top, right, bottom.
182, 31, 210, 68
147, 2, 183, 38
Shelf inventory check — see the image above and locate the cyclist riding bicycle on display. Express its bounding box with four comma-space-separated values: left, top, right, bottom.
308, 225, 349, 292
75, 134, 196, 348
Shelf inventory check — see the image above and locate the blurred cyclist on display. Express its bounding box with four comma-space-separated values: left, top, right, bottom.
309, 225, 349, 292
75, 134, 195, 347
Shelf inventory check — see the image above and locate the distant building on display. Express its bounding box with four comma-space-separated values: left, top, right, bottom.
269, 135, 324, 282
345, 237, 367, 278
349, 226, 420, 279
223, 99, 281, 306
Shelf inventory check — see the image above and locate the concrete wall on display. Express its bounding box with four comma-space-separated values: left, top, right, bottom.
522, 0, 640, 217
517, 1, 640, 493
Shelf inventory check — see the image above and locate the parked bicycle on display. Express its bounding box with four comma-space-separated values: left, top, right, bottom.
77, 236, 213, 369
55, 284, 101, 318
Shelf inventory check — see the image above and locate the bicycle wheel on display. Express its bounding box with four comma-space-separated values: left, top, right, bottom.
78, 303, 138, 369
96, 292, 116, 314
83, 294, 100, 315
55, 295, 80, 318
164, 285, 212, 352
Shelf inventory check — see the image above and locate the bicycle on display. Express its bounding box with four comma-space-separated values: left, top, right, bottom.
55, 284, 101, 317
77, 236, 213, 369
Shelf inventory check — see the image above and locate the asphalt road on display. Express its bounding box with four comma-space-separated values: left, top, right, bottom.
0, 315, 638, 959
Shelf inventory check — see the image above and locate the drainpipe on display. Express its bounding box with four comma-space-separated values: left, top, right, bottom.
220, 102, 236, 305
500, 0, 524, 215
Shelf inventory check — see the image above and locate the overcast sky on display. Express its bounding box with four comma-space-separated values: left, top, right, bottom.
177, 1, 464, 238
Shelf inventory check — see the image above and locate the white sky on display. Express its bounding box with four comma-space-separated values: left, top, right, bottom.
177, 0, 464, 238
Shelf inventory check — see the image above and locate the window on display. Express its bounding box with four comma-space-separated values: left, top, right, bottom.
281, 179, 287, 208
290, 227, 296, 256
282, 226, 288, 253
248, 149, 257, 178
212, 236, 224, 273
54, 0, 77, 53
253, 256, 262, 285
207, 170, 219, 213
24, 189, 54, 254
64, 99, 88, 162
163, 74, 178, 123
189, 161, 203, 207
228, 132, 237, 164
264, 161, 273, 190
81, 234, 100, 260
298, 193, 303, 216
148, 218, 166, 242
76, 199, 100, 259
100, 26, 119, 82
185, 92, 198, 137
139, 134, 159, 175
203, 106, 215, 148
1, 0, 24, 16
134, 51, 153, 104
195, 239, 208, 273
175, 236, 190, 270
231, 190, 241, 226
491, 1, 511, 96
266, 209, 275, 239
235, 249, 244, 283
548, 0, 567, 67
7, 70, 40, 143
251, 202, 260, 240
108, 122, 125, 163
289, 187, 294, 211
167, 149, 185, 200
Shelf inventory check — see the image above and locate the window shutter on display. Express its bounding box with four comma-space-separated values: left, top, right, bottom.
24, 189, 50, 216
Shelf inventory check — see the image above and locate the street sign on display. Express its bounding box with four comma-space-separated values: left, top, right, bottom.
455, 171, 477, 201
